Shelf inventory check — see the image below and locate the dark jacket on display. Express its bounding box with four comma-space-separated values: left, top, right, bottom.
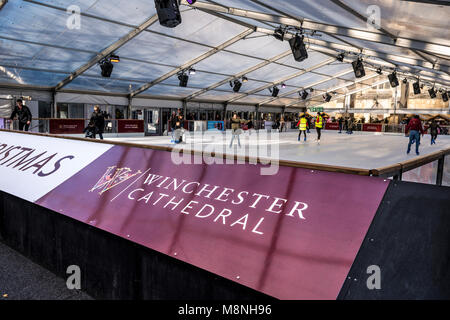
429, 122, 441, 134
90, 112, 105, 133
10, 105, 32, 124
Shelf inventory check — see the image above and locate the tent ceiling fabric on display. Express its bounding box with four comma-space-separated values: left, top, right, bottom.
0, 0, 449, 108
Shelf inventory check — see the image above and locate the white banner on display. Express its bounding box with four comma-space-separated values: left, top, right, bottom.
0, 131, 113, 202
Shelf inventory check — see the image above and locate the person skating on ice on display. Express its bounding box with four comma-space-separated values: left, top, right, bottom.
429, 119, 441, 145
229, 113, 246, 148
405, 115, 424, 155
315, 112, 324, 143
297, 113, 308, 142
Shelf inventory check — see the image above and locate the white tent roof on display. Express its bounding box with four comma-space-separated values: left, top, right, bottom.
0, 0, 449, 107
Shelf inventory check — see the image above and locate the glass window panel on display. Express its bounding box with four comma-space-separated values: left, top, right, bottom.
0, 67, 68, 86
65, 76, 142, 93
194, 51, 261, 75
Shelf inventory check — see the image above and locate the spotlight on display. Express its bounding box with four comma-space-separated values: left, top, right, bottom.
242, 76, 248, 83
428, 87, 436, 99
323, 93, 332, 102
352, 58, 365, 78
186, 0, 197, 4
154, 0, 182, 28
300, 90, 308, 100
109, 54, 120, 63
281, 83, 286, 89
310, 88, 314, 93
289, 34, 308, 62
376, 67, 383, 75
273, 26, 285, 41
100, 60, 113, 77
271, 86, 280, 97
413, 81, 421, 95
442, 91, 448, 102
402, 78, 408, 84
188, 67, 196, 75
388, 72, 399, 88
178, 72, 189, 87
337, 53, 345, 62
231, 79, 242, 92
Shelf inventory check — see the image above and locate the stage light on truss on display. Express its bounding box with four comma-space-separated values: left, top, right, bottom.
428, 87, 436, 99
178, 72, 189, 87
271, 86, 280, 97
337, 53, 345, 62
230, 79, 242, 92
402, 78, 408, 84
281, 83, 286, 89
273, 26, 285, 41
242, 76, 248, 83
188, 67, 196, 75
186, 0, 197, 4
442, 91, 448, 102
323, 93, 332, 102
351, 58, 365, 78
376, 67, 383, 75
109, 54, 120, 63
413, 80, 421, 95
388, 71, 399, 88
99, 59, 113, 77
300, 90, 308, 100
154, 0, 182, 28
289, 34, 308, 62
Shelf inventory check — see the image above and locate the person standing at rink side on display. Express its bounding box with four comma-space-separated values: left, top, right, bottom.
338, 117, 344, 133
429, 120, 441, 145
297, 113, 308, 142
10, 99, 32, 131
90, 105, 105, 140
229, 113, 246, 148
315, 112, 324, 142
405, 115, 424, 155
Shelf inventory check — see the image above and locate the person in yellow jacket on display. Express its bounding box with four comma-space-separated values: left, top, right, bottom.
296, 113, 308, 142
315, 112, 324, 142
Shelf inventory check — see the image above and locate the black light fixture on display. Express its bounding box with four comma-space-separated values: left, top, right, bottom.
154, 0, 182, 28
186, 0, 197, 4
178, 71, 189, 87
99, 59, 114, 77
323, 93, 332, 102
301, 90, 308, 100
413, 80, 421, 95
442, 91, 449, 102
352, 58, 365, 78
388, 71, 399, 88
310, 88, 314, 93
289, 33, 308, 62
281, 83, 286, 89
109, 54, 120, 63
428, 87, 436, 99
242, 76, 248, 83
273, 26, 286, 41
230, 79, 242, 92
188, 67, 196, 75
402, 78, 408, 84
337, 53, 345, 62
376, 67, 383, 75
271, 86, 280, 97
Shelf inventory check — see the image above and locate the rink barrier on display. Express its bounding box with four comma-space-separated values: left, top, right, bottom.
371, 148, 450, 186
1, 129, 448, 182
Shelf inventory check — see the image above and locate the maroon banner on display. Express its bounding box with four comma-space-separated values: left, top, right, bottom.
49, 119, 85, 134
325, 123, 340, 130
117, 120, 144, 133
36, 145, 388, 299
362, 124, 383, 132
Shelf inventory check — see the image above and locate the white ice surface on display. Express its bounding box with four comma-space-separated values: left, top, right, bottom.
105, 130, 450, 170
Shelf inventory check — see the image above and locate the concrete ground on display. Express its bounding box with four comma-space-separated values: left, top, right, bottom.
0, 241, 92, 300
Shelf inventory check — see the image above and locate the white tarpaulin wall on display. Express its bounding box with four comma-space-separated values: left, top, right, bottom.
0, 0, 449, 110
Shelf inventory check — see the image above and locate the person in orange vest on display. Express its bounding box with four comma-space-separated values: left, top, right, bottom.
315, 112, 324, 142
297, 113, 308, 142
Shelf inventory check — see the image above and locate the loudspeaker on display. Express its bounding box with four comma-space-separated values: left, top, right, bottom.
289, 34, 308, 62
413, 81, 421, 95
155, 0, 182, 28
178, 74, 189, 87
388, 72, 399, 88
232, 80, 242, 93
352, 59, 365, 78
272, 87, 280, 97
100, 61, 113, 77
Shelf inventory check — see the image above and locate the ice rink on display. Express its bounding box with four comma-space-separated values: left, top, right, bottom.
106, 130, 450, 170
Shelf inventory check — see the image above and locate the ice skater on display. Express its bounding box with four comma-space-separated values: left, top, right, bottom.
229, 113, 246, 148
297, 113, 308, 142
315, 112, 324, 143
429, 120, 441, 145
405, 115, 424, 155
338, 117, 343, 133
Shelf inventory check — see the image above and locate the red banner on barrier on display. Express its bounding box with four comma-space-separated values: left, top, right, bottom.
325, 123, 340, 130
49, 119, 85, 134
363, 124, 382, 132
36, 144, 389, 299
117, 120, 144, 133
